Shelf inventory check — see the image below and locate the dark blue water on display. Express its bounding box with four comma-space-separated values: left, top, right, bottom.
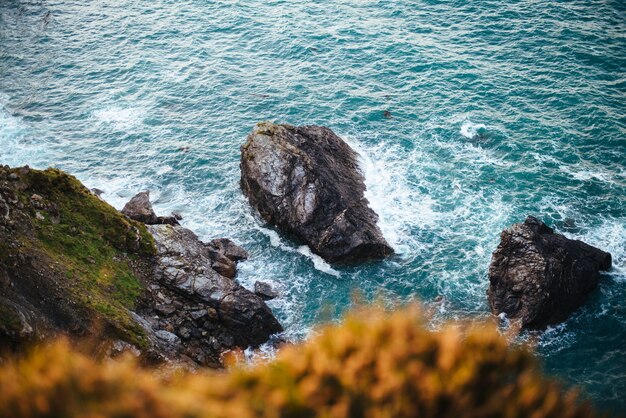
1, 1, 625, 414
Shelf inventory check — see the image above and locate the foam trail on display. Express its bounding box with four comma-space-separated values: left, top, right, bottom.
257, 226, 340, 277
296, 245, 340, 278
344, 135, 435, 256
93, 106, 145, 129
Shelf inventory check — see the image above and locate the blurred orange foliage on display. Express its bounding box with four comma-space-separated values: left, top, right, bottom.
0, 306, 596, 418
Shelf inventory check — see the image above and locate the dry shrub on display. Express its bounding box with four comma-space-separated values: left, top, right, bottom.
0, 306, 596, 418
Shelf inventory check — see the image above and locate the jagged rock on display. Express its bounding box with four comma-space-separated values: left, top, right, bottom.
488, 216, 612, 330
208, 238, 248, 262
254, 281, 278, 301
240, 122, 393, 263
205, 238, 248, 279
148, 224, 283, 347
121, 191, 179, 225
155, 304, 176, 316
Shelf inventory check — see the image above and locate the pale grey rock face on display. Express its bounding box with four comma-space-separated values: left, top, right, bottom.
240, 122, 393, 263
488, 216, 612, 330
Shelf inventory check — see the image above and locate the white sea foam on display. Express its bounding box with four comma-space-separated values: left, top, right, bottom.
296, 246, 340, 278
256, 225, 340, 277
460, 120, 487, 139
0, 100, 22, 141
345, 136, 436, 256
559, 164, 617, 184
0, 94, 49, 167
93, 106, 145, 129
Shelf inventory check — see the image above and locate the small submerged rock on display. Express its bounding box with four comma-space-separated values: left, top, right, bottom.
488, 216, 612, 330
240, 122, 393, 263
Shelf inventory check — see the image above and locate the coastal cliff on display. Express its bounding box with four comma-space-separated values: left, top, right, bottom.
0, 165, 281, 367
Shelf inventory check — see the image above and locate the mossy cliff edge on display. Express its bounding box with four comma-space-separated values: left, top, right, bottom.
0, 165, 281, 366
0, 165, 154, 349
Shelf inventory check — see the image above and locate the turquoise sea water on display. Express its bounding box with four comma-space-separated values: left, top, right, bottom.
1, 0, 625, 413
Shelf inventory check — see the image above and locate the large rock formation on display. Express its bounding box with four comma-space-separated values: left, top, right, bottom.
240, 122, 393, 263
0, 166, 282, 367
488, 216, 612, 330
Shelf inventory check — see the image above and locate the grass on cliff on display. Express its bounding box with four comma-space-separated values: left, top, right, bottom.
19, 168, 155, 345
0, 306, 597, 418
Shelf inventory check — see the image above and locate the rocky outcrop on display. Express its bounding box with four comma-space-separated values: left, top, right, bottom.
0, 166, 282, 368
143, 224, 282, 360
0, 166, 155, 354
488, 216, 612, 330
240, 122, 393, 263
121, 191, 179, 225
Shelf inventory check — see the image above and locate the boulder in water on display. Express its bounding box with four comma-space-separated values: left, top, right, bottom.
240, 122, 393, 263
488, 216, 612, 329
121, 191, 179, 225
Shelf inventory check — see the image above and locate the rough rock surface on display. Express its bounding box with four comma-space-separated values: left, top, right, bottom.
145, 224, 282, 355
254, 281, 279, 301
488, 216, 612, 330
121, 191, 179, 225
240, 122, 393, 263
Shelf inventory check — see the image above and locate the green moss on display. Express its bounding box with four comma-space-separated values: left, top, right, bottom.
255, 121, 278, 136
14, 168, 156, 347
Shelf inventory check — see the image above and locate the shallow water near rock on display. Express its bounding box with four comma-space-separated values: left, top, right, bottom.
1, 0, 624, 413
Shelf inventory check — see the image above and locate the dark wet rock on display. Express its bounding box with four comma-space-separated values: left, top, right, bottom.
205, 238, 248, 279
254, 281, 278, 301
240, 122, 393, 263
147, 224, 283, 348
209, 238, 249, 262
121, 191, 179, 225
488, 216, 612, 330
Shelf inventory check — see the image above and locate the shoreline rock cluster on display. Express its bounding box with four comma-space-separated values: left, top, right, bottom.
123, 193, 283, 366
0, 165, 281, 368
